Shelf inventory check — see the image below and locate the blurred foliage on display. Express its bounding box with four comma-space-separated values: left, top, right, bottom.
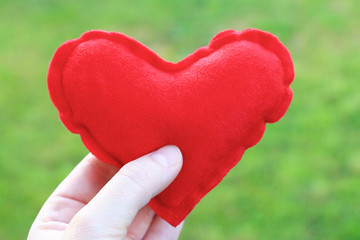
0, 0, 359, 239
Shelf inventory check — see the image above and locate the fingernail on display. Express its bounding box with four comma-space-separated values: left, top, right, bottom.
150, 145, 182, 167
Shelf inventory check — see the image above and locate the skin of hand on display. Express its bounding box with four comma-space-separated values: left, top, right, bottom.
28, 145, 184, 240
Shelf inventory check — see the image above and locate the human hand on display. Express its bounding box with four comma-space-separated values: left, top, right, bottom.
28, 145, 184, 240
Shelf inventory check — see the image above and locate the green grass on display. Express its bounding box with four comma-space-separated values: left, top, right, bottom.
1, 0, 359, 239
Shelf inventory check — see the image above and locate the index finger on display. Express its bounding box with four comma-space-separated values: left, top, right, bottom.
52, 153, 118, 204
31, 153, 118, 229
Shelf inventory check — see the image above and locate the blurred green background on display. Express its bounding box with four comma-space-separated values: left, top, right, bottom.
0, 0, 359, 239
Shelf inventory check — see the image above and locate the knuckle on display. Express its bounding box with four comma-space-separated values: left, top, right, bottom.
69, 209, 128, 239
126, 230, 142, 240
100, 227, 127, 239
70, 209, 93, 230
118, 161, 155, 201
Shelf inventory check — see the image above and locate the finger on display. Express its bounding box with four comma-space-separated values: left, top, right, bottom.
144, 217, 184, 240
52, 153, 118, 204
28, 153, 118, 239
125, 205, 155, 240
63, 145, 183, 240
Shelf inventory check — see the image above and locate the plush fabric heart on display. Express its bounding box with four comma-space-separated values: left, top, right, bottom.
48, 28, 294, 226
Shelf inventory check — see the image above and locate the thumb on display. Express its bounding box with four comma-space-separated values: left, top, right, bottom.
61, 145, 183, 240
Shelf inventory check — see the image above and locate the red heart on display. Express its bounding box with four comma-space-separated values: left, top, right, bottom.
48, 29, 294, 226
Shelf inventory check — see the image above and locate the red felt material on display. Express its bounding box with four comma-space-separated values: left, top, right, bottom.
47, 29, 294, 226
